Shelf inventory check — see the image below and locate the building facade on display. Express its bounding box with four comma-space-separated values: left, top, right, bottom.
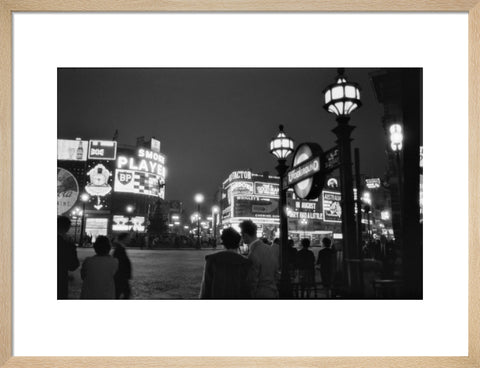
57, 137, 167, 242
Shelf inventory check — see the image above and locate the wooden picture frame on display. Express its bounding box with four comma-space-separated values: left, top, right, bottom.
0, 1, 478, 367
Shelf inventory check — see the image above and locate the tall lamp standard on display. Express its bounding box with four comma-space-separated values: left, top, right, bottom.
194, 193, 204, 249
390, 124, 404, 205
212, 205, 220, 246
79, 193, 90, 246
270, 124, 294, 298
389, 123, 404, 249
323, 68, 363, 296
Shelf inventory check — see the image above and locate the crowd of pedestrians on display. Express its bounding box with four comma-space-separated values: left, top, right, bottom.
57, 215, 132, 300
199, 219, 337, 299
58, 215, 337, 300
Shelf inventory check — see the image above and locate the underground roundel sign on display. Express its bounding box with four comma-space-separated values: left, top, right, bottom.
287, 143, 325, 200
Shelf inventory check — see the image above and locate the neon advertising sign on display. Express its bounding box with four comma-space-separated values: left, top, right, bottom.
117, 148, 166, 176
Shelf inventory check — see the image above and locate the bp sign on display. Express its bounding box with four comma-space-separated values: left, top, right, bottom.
287, 143, 325, 200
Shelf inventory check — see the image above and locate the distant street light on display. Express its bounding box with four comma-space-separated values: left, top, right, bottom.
194, 193, 204, 249
323, 68, 362, 297
300, 218, 308, 238
126, 205, 135, 231
212, 205, 220, 247
70, 207, 82, 244
270, 124, 294, 298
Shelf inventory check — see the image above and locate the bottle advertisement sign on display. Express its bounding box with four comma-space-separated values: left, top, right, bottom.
57, 167, 79, 215
322, 190, 342, 223
57, 139, 88, 161
88, 140, 117, 160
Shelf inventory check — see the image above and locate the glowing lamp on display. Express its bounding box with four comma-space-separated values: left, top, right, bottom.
270, 125, 294, 160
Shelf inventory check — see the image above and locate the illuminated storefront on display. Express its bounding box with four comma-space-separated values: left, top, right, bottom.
57, 137, 167, 242
220, 170, 338, 244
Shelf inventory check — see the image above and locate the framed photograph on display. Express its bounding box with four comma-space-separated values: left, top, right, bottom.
1, 1, 478, 367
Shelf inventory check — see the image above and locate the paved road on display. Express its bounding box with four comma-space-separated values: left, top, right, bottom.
69, 248, 213, 299
68, 247, 330, 299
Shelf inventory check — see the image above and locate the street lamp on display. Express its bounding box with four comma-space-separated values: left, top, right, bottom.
389, 123, 404, 251
79, 193, 90, 246
194, 193, 204, 249
300, 218, 308, 238
323, 68, 362, 297
126, 205, 135, 231
70, 207, 82, 244
270, 124, 294, 298
212, 205, 220, 246
390, 123, 404, 203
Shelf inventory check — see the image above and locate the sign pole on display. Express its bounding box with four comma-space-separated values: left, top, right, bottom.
276, 159, 292, 299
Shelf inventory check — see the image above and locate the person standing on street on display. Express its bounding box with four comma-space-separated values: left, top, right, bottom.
240, 220, 278, 299
57, 216, 79, 299
199, 227, 252, 299
113, 232, 133, 299
80, 236, 118, 299
317, 237, 336, 297
296, 238, 315, 298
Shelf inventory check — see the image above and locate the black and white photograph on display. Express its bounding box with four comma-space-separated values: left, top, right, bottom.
57, 67, 422, 300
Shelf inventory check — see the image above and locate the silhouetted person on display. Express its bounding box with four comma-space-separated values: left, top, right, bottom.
80, 236, 118, 299
271, 238, 280, 272
317, 237, 336, 297
113, 233, 132, 299
296, 238, 315, 298
57, 216, 79, 299
199, 228, 252, 299
240, 220, 278, 298
287, 238, 297, 281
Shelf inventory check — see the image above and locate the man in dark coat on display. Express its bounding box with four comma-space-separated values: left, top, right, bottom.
199, 227, 252, 299
296, 238, 315, 298
113, 233, 132, 299
317, 237, 336, 297
57, 216, 79, 299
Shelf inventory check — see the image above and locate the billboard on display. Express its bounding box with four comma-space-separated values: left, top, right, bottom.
57, 167, 79, 215
229, 181, 254, 195
365, 178, 381, 189
88, 140, 117, 160
254, 182, 279, 197
57, 139, 88, 161
322, 191, 342, 223
114, 169, 165, 198
234, 197, 279, 218
85, 163, 113, 210
112, 215, 145, 232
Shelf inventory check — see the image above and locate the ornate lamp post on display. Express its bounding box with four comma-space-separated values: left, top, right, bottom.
389, 123, 404, 253
194, 193, 204, 249
79, 193, 90, 246
323, 68, 363, 296
270, 124, 294, 298
390, 123, 404, 205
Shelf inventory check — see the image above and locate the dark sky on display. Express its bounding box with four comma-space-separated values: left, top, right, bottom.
58, 68, 386, 213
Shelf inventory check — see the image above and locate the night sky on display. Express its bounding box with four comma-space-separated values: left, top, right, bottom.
58, 68, 386, 213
